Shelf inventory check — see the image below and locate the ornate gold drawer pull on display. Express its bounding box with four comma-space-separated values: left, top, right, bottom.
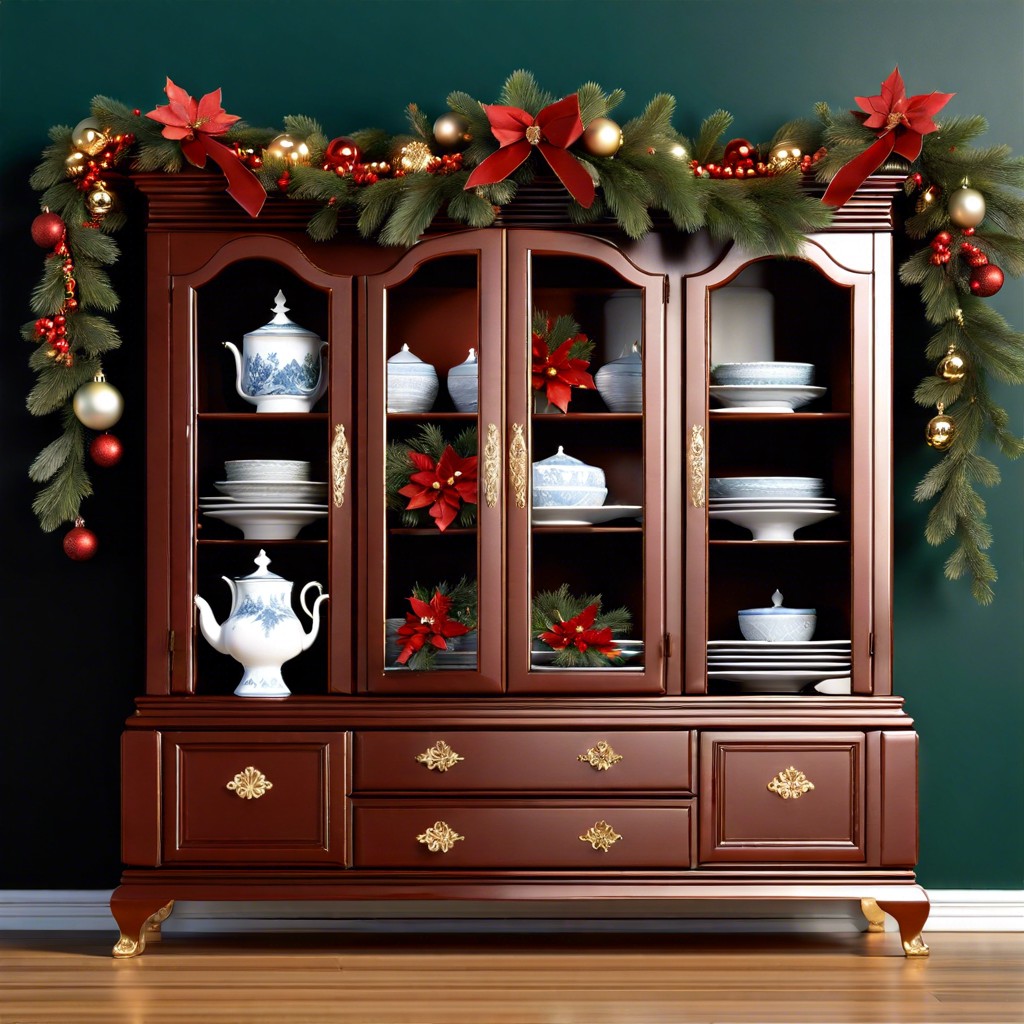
415, 740, 464, 773
509, 423, 528, 509
577, 741, 623, 771
767, 766, 815, 800
416, 820, 464, 853
331, 423, 349, 509
688, 423, 705, 509
579, 820, 622, 852
483, 423, 501, 508
226, 766, 273, 800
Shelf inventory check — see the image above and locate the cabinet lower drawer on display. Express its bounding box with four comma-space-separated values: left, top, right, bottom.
162, 732, 347, 865
354, 730, 695, 792
353, 799, 694, 869
699, 732, 866, 864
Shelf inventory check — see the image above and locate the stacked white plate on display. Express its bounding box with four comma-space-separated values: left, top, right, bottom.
708, 476, 837, 540
709, 362, 825, 412
201, 478, 329, 539
707, 639, 851, 693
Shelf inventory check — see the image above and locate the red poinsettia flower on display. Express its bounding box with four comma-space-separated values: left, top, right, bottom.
531, 334, 596, 413
398, 445, 478, 532
538, 602, 621, 659
146, 77, 241, 166
396, 591, 471, 664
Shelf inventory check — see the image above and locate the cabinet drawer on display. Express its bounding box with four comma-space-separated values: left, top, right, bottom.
354, 730, 695, 793
353, 799, 694, 869
699, 732, 866, 864
162, 732, 347, 865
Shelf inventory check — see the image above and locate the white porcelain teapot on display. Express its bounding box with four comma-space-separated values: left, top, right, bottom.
194, 550, 328, 697
223, 291, 328, 412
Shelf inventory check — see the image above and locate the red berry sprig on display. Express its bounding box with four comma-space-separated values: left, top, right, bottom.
33, 314, 73, 365
72, 133, 135, 195
929, 231, 953, 266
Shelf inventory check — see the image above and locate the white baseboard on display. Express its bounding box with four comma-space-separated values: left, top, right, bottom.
0, 890, 1020, 933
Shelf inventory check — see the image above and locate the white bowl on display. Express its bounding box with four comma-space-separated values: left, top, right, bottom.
709, 476, 825, 499
738, 590, 816, 642
225, 460, 310, 481
201, 507, 327, 539
214, 479, 328, 503
533, 485, 608, 509
712, 361, 815, 386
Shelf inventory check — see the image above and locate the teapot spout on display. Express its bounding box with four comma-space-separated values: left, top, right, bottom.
298, 581, 329, 651
222, 341, 256, 407
194, 594, 229, 654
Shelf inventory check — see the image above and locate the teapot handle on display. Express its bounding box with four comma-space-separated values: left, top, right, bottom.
300, 580, 325, 619
300, 341, 330, 401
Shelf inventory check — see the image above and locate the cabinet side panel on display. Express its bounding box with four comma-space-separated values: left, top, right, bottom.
879, 730, 919, 866
121, 730, 161, 866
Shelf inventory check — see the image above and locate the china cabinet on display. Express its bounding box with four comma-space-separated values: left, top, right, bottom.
111, 172, 928, 958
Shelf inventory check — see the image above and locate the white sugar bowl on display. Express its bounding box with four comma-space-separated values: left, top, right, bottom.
532, 446, 607, 507
738, 589, 816, 642
387, 344, 439, 413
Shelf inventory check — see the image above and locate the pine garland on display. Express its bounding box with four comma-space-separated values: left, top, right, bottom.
818, 106, 1024, 604
21, 72, 1024, 604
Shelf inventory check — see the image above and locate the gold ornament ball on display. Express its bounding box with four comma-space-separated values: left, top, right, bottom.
582, 117, 623, 157
398, 140, 433, 173
947, 186, 986, 228
937, 349, 967, 382
65, 151, 88, 178
264, 134, 311, 165
72, 117, 110, 157
86, 183, 115, 219
768, 142, 802, 172
73, 373, 124, 431
433, 112, 471, 150
925, 410, 956, 451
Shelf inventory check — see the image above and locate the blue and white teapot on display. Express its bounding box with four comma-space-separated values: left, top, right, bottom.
223, 291, 328, 412
194, 550, 328, 697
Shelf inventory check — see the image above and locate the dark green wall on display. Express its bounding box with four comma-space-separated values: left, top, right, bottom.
2, 0, 1021, 889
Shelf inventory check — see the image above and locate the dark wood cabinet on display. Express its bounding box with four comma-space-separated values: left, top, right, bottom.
110, 172, 929, 959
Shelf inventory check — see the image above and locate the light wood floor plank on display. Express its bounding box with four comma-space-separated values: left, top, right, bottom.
1, 931, 1020, 1023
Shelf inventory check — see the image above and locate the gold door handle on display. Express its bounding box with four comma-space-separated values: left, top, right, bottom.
226, 766, 273, 800
509, 423, 527, 508
577, 741, 623, 771
579, 820, 622, 852
331, 423, 349, 508
483, 423, 501, 508
688, 423, 705, 509
767, 766, 815, 800
415, 740, 464, 773
416, 820, 464, 853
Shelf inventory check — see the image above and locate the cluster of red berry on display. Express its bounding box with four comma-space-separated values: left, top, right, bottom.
690, 139, 826, 180
67, 133, 134, 194
929, 227, 979, 267
34, 313, 72, 365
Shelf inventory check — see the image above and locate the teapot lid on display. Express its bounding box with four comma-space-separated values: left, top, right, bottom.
236, 549, 286, 582
245, 291, 320, 341
533, 445, 590, 468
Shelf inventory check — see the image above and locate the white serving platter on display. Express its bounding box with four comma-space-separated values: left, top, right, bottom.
708, 507, 838, 540
531, 505, 643, 526
709, 384, 827, 412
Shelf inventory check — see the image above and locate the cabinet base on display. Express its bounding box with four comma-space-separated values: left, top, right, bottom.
109, 876, 929, 958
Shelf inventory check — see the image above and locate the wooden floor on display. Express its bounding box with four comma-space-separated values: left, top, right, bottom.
1, 930, 1021, 1023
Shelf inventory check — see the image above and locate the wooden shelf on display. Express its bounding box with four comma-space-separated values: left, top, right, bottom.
708, 539, 849, 546
387, 412, 477, 421
709, 412, 850, 422
197, 412, 329, 422
533, 526, 643, 534
197, 538, 328, 546
388, 527, 477, 536
533, 412, 642, 422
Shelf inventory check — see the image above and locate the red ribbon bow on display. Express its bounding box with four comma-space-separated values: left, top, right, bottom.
147, 77, 266, 217
464, 94, 595, 208
823, 67, 953, 208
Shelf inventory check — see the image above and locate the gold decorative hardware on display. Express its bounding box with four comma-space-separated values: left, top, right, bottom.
484, 423, 501, 508
903, 935, 930, 957
415, 740, 464, 773
579, 820, 622, 852
416, 820, 464, 853
861, 898, 886, 933
510, 423, 528, 508
226, 766, 274, 800
577, 741, 623, 771
112, 901, 175, 959
331, 423, 349, 508
688, 424, 705, 508
767, 766, 815, 800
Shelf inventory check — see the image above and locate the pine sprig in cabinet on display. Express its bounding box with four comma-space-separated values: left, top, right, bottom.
112, 173, 928, 958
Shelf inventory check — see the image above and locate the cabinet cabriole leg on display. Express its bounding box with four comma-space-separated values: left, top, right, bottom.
875, 899, 930, 957
110, 894, 175, 958
860, 897, 886, 932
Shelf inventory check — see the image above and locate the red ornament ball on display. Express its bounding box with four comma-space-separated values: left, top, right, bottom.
969, 263, 1004, 297
31, 211, 66, 249
89, 432, 123, 468
323, 136, 361, 173
63, 518, 98, 561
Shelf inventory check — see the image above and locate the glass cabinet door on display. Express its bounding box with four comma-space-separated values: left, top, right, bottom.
505, 232, 667, 694
364, 232, 503, 693
172, 236, 351, 697
684, 236, 878, 696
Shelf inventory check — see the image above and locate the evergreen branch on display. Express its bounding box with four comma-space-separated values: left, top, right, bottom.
306, 204, 340, 243
694, 110, 733, 164
576, 82, 610, 127
350, 128, 394, 161
283, 114, 328, 164
500, 69, 553, 115
356, 177, 407, 238
66, 222, 119, 265
405, 103, 432, 140
31, 411, 92, 532
26, 358, 98, 416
